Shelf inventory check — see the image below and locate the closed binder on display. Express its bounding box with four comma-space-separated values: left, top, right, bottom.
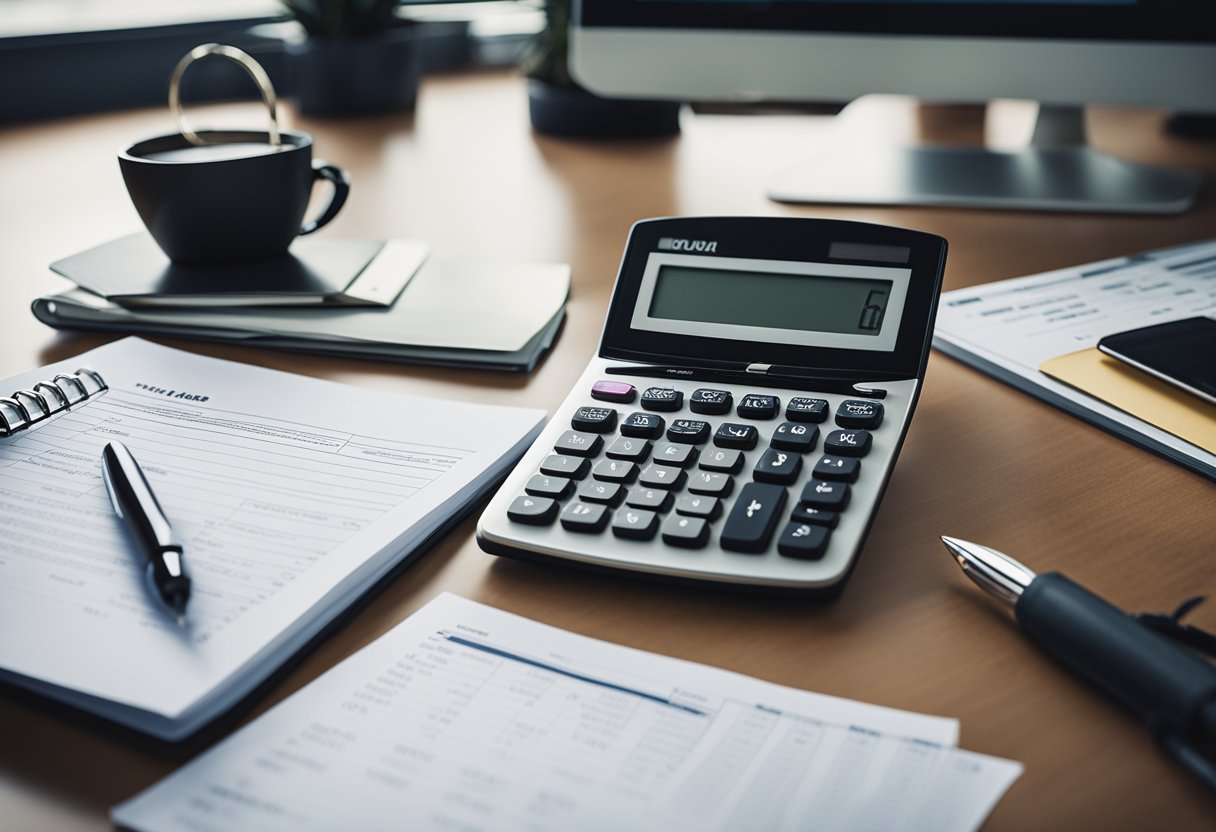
0, 367, 107, 437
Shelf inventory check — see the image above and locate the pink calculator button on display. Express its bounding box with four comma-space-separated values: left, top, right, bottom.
591, 380, 637, 403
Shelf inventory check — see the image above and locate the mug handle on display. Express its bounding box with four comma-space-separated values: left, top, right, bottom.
299, 161, 351, 236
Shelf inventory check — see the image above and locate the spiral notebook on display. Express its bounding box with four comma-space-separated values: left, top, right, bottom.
0, 365, 109, 436
0, 338, 544, 740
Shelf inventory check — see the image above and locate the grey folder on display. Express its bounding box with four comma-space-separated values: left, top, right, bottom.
35, 241, 570, 373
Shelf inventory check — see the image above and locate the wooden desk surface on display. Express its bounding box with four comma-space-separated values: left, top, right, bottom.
1, 69, 1214, 830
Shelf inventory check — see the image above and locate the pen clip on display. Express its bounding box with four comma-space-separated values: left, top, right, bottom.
1135, 596, 1216, 660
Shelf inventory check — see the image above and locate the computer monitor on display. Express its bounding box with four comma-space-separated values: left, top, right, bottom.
569, 1, 1216, 214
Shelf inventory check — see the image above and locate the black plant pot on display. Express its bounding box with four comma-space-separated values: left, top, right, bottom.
290, 29, 421, 117
527, 79, 681, 139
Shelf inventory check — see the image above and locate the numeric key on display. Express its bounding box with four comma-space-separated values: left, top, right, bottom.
753, 447, 802, 484
525, 473, 572, 499
560, 501, 608, 533
800, 478, 850, 510
661, 514, 709, 548
771, 421, 819, 453
699, 448, 743, 473
540, 454, 591, 479
553, 430, 603, 457
606, 436, 651, 462
592, 458, 637, 483
612, 508, 658, 540
507, 495, 558, 525
639, 463, 686, 490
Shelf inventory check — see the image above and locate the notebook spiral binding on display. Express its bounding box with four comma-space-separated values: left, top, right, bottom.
0, 368, 108, 437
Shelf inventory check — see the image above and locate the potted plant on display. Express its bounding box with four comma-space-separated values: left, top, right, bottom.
282, 0, 422, 116
523, 0, 681, 138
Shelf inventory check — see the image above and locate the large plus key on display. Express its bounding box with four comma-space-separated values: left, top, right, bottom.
720, 482, 787, 553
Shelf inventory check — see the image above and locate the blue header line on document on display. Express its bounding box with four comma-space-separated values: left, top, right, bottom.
444, 634, 708, 716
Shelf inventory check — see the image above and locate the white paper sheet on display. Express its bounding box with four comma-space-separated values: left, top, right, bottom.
113, 594, 1022, 832
0, 339, 544, 737
933, 237, 1216, 476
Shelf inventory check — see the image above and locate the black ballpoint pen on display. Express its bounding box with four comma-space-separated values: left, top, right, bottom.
101, 440, 191, 626
942, 536, 1216, 794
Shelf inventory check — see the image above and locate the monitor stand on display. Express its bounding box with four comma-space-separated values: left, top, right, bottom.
767, 104, 1202, 214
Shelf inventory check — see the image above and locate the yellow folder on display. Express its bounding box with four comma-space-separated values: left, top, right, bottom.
1039, 348, 1216, 454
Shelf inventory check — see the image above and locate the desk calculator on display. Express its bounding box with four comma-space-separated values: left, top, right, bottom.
477, 217, 947, 595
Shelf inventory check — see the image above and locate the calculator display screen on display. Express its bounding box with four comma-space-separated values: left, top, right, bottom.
630, 253, 911, 352
648, 265, 893, 337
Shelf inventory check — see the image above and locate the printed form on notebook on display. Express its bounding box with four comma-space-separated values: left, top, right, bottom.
0, 338, 544, 739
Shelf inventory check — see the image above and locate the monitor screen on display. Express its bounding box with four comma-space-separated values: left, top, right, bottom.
570, 0, 1216, 212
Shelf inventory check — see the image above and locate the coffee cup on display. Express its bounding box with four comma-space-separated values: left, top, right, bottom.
118, 43, 350, 266
119, 129, 349, 266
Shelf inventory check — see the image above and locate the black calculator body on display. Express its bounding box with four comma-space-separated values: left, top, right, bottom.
478, 217, 947, 595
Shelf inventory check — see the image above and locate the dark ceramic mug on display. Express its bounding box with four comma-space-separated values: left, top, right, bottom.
119, 129, 349, 266
118, 43, 350, 266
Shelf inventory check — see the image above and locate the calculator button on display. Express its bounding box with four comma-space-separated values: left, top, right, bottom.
571, 406, 618, 434
786, 397, 829, 423
625, 487, 673, 512
720, 482, 787, 553
737, 394, 780, 420
824, 429, 872, 457
560, 501, 609, 533
667, 419, 711, 444
640, 387, 683, 412
789, 505, 838, 528
675, 494, 721, 520
591, 380, 637, 404
770, 422, 819, 453
689, 388, 732, 415
592, 459, 637, 483
639, 464, 687, 490
777, 522, 831, 560
661, 514, 709, 548
606, 437, 652, 462
812, 455, 860, 483
540, 454, 591, 480
652, 443, 698, 468
699, 448, 743, 473
612, 508, 658, 540
713, 422, 758, 450
836, 399, 885, 429
688, 470, 733, 498
553, 430, 603, 457
753, 448, 803, 485
800, 479, 850, 511
578, 480, 624, 505
621, 412, 666, 439
525, 474, 573, 500
507, 495, 558, 525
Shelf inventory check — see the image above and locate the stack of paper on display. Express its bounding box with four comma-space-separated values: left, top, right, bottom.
933, 237, 1216, 480
0, 338, 544, 739
113, 594, 1022, 832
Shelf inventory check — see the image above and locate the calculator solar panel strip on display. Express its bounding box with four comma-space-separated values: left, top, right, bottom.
478, 217, 947, 596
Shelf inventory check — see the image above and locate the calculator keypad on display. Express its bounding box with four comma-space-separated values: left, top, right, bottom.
501, 377, 899, 574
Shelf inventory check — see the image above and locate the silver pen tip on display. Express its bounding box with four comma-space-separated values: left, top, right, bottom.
177, 615, 187, 628
940, 536, 1037, 606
